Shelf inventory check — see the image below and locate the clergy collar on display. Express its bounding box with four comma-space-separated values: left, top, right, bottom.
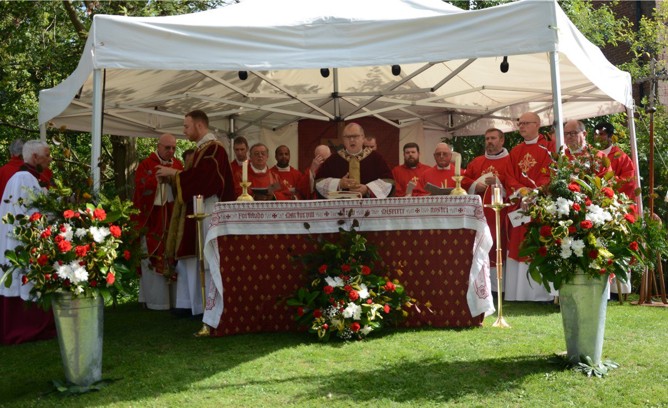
275, 166, 291, 172
601, 145, 613, 155
568, 144, 587, 155
345, 149, 364, 157
196, 132, 216, 148
155, 151, 173, 165
485, 148, 509, 160
251, 164, 268, 174
436, 164, 451, 170
235, 159, 247, 166
524, 136, 540, 145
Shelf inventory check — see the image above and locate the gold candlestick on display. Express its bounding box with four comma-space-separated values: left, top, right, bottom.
449, 175, 467, 196
187, 210, 211, 337
237, 181, 254, 202
484, 201, 511, 328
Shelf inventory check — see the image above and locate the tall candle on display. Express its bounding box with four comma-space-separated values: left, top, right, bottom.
194, 194, 204, 214
242, 160, 248, 182
492, 186, 502, 205
454, 152, 461, 176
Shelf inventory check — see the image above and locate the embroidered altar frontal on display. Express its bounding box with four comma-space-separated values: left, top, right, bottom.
203, 196, 494, 336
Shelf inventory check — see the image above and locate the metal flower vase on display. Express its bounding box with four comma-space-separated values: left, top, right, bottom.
559, 272, 609, 365
51, 291, 104, 386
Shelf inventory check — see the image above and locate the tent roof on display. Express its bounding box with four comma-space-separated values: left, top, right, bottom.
38, 0, 633, 138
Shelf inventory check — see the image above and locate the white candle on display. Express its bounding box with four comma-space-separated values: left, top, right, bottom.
242, 160, 248, 183
454, 152, 461, 176
194, 194, 204, 214
492, 186, 502, 205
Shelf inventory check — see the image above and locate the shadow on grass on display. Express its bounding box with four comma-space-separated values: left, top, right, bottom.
501, 301, 561, 317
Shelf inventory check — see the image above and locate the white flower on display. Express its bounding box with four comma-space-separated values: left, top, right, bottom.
555, 197, 573, 217
74, 286, 84, 295
69, 261, 89, 284
54, 262, 73, 281
324, 276, 344, 288
343, 302, 361, 320
59, 223, 73, 241
586, 204, 612, 226
90, 226, 110, 243
360, 325, 373, 335
74, 228, 88, 238
560, 237, 573, 258
357, 283, 369, 299
571, 239, 586, 257
545, 201, 557, 216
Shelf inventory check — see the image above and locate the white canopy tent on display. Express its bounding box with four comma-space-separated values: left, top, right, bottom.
38, 0, 638, 198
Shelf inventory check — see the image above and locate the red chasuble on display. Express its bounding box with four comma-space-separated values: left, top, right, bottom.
271, 165, 303, 200
174, 139, 236, 258
391, 163, 429, 197
0, 156, 23, 197
605, 145, 637, 199
507, 135, 555, 261
461, 152, 514, 263
230, 160, 243, 198
412, 165, 456, 196
132, 152, 183, 273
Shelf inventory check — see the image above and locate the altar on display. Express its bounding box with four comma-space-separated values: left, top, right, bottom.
202, 195, 495, 336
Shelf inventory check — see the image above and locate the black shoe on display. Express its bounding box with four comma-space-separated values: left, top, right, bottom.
170, 308, 191, 318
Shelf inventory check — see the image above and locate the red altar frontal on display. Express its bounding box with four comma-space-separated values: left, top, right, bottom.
202, 196, 495, 336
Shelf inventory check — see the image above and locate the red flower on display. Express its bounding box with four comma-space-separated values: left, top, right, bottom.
109, 225, 122, 238
40, 227, 52, 238
93, 208, 107, 221
343, 284, 352, 292
318, 264, 327, 274
90, 280, 98, 287
57, 240, 72, 253
322, 323, 329, 330
383, 304, 391, 314
106, 273, 115, 285
63, 210, 75, 219
37, 254, 49, 266
21, 275, 28, 285
75, 245, 89, 258
601, 187, 614, 198
361, 265, 371, 275
384, 281, 396, 292
44, 273, 51, 280
366, 299, 373, 304
585, 198, 592, 206
29, 212, 41, 222
54, 234, 64, 243
123, 250, 131, 261
538, 246, 548, 257
59, 224, 67, 233
341, 264, 351, 273
624, 213, 636, 223
348, 290, 359, 301
588, 249, 599, 259
567, 182, 580, 192
599, 268, 607, 275
629, 205, 638, 214
350, 322, 361, 332
539, 226, 552, 238
313, 309, 322, 318
629, 241, 639, 251
580, 220, 593, 229
74, 212, 81, 218
297, 307, 304, 316
568, 226, 577, 235
572, 203, 581, 211
323, 285, 334, 294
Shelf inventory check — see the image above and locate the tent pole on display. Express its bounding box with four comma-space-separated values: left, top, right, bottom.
549, 51, 564, 150
91, 69, 103, 191
39, 123, 46, 142
626, 106, 643, 216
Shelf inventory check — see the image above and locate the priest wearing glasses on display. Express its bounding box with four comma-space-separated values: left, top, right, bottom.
315, 123, 394, 199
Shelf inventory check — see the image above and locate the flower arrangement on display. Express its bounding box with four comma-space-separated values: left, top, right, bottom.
519, 149, 653, 290
287, 215, 415, 341
1, 178, 142, 309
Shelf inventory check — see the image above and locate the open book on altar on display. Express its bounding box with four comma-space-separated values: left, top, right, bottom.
327, 191, 363, 200
424, 182, 453, 196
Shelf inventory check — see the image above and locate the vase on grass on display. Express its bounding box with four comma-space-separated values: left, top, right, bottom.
51, 291, 104, 386
559, 271, 609, 365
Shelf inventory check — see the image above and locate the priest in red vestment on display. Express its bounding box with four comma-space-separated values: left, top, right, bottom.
594, 122, 637, 200
315, 123, 393, 199
595, 121, 637, 297
563, 120, 612, 177
461, 128, 514, 292
296, 144, 331, 200
132, 133, 183, 310
271, 145, 303, 200
230, 137, 249, 198
0, 140, 56, 344
412, 143, 457, 196
392, 142, 429, 197
505, 112, 556, 302
0, 139, 25, 197
156, 110, 236, 319
245, 143, 282, 200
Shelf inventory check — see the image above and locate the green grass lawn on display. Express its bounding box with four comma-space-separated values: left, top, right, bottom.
1, 299, 667, 407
